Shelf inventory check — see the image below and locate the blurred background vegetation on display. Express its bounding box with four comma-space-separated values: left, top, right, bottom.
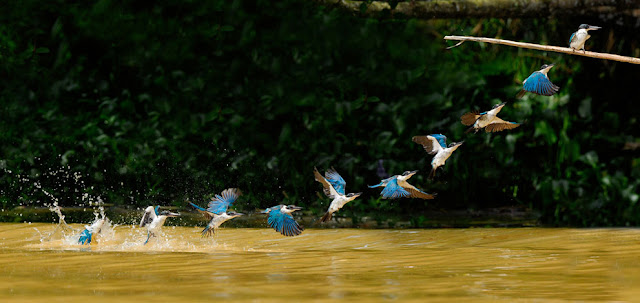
1, 0, 639, 227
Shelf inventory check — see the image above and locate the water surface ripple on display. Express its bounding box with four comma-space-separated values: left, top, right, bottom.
1, 223, 639, 302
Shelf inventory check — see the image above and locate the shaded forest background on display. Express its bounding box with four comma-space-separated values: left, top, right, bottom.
1, 0, 639, 226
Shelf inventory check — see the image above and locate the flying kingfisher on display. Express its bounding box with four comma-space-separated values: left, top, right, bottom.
261, 205, 304, 236
412, 134, 463, 179
313, 167, 362, 222
189, 188, 244, 237
516, 64, 559, 99
461, 102, 521, 133
569, 24, 601, 53
78, 214, 107, 245
368, 170, 436, 199
139, 206, 180, 244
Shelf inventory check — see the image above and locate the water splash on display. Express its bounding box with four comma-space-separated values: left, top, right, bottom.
40, 201, 78, 242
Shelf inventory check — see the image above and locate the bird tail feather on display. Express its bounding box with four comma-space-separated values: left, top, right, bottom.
368, 182, 383, 188
465, 126, 475, 134
320, 212, 332, 223
428, 168, 437, 180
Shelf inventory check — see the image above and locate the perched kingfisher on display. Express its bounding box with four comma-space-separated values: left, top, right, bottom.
313, 167, 362, 222
412, 134, 464, 179
569, 24, 601, 52
516, 64, 559, 99
261, 205, 304, 236
78, 215, 107, 245
368, 170, 435, 199
139, 206, 180, 244
189, 188, 244, 237
461, 102, 521, 133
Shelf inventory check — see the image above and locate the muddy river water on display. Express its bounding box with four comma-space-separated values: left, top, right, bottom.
1, 223, 639, 302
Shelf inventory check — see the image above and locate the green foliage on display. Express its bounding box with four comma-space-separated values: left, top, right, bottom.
0, 0, 638, 226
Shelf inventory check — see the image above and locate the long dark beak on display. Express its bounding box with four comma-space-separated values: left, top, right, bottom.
587, 25, 601, 30
410, 170, 419, 174
234, 213, 245, 216
167, 212, 180, 217
289, 206, 303, 211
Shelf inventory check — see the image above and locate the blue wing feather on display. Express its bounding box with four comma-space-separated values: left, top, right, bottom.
380, 178, 411, 199
268, 208, 303, 236
154, 206, 160, 216
523, 72, 558, 96
207, 188, 241, 214
78, 229, 92, 245
325, 168, 346, 195
189, 202, 207, 212
429, 134, 447, 149
569, 32, 576, 45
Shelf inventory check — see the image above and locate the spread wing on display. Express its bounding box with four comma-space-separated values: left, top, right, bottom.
207, 188, 242, 215
139, 206, 157, 227
314, 167, 338, 199
401, 183, 436, 200
380, 178, 411, 199
325, 167, 346, 195
412, 135, 445, 155
523, 72, 559, 96
268, 209, 303, 237
460, 111, 481, 126
569, 32, 577, 45
485, 121, 521, 133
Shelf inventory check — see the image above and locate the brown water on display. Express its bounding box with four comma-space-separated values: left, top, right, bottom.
1, 223, 640, 302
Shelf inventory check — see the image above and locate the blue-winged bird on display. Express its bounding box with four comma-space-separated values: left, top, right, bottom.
570, 24, 601, 53
78, 215, 107, 245
139, 206, 180, 244
461, 102, 521, 133
412, 134, 463, 179
314, 167, 362, 222
261, 205, 304, 236
368, 170, 435, 199
516, 64, 559, 99
189, 188, 244, 237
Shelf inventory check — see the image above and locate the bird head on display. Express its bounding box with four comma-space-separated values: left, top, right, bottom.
160, 210, 180, 218
492, 102, 507, 110
579, 24, 601, 31
283, 205, 303, 214
226, 211, 244, 219
539, 63, 555, 74
449, 141, 464, 148
402, 170, 418, 177
398, 170, 418, 181
346, 192, 363, 201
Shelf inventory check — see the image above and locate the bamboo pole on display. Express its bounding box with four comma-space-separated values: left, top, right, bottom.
444, 36, 640, 65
